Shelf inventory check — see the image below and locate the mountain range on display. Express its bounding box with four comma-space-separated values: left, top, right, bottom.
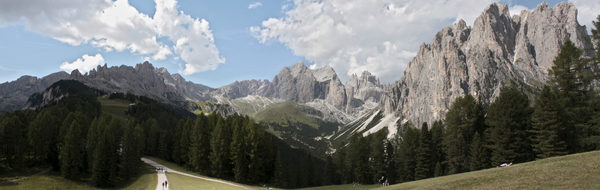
0, 2, 594, 153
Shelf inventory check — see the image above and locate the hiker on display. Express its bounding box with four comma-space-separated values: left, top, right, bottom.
379, 176, 385, 186
165, 180, 168, 188
162, 181, 165, 189
384, 179, 389, 186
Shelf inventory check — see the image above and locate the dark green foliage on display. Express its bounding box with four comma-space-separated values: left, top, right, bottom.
230, 117, 249, 183
60, 120, 86, 179
119, 121, 144, 180
210, 117, 232, 178
188, 114, 211, 173
549, 40, 588, 152
430, 121, 446, 177
444, 95, 484, 174
486, 87, 534, 165
0, 112, 28, 169
369, 130, 387, 183
91, 118, 122, 187
395, 122, 419, 182
531, 86, 568, 158
469, 132, 489, 170
414, 123, 432, 180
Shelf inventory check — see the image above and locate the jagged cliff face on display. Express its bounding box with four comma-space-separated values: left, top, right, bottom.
217, 62, 384, 123
388, 2, 593, 126
70, 62, 214, 106
0, 72, 69, 112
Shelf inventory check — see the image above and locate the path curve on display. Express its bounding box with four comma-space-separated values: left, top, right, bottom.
141, 158, 169, 190
141, 157, 251, 190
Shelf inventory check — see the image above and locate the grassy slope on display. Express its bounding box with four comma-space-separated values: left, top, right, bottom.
98, 96, 131, 122
0, 164, 157, 190
253, 101, 327, 129
299, 184, 380, 190
299, 150, 600, 190
166, 173, 243, 190
378, 150, 600, 190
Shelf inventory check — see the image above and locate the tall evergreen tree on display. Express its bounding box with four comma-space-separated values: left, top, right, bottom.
548, 40, 587, 152
531, 86, 568, 158
230, 117, 249, 183
0, 113, 27, 169
395, 122, 419, 182
188, 114, 211, 174
272, 151, 288, 187
486, 87, 533, 165
28, 107, 66, 168
430, 120, 446, 177
209, 117, 231, 178
369, 130, 387, 184
444, 95, 483, 174
469, 132, 489, 170
120, 121, 144, 179
60, 120, 86, 179
414, 123, 432, 180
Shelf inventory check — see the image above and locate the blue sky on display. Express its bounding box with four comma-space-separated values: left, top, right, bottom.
0, 0, 595, 88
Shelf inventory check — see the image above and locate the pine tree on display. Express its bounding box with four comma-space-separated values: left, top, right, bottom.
444, 95, 483, 174
210, 117, 231, 178
486, 87, 533, 165
272, 151, 288, 187
531, 86, 568, 158
395, 123, 419, 182
230, 117, 249, 183
414, 123, 432, 180
430, 120, 446, 177
91, 118, 122, 187
323, 155, 335, 185
188, 114, 211, 174
469, 132, 489, 170
548, 40, 587, 152
369, 130, 387, 183
120, 121, 143, 180
0, 113, 27, 169
28, 108, 65, 166
60, 120, 86, 179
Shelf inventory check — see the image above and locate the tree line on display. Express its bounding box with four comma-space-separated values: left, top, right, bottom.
0, 86, 324, 188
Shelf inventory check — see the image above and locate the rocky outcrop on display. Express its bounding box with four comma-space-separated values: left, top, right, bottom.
0, 72, 69, 112
217, 62, 384, 123
70, 62, 215, 106
387, 2, 593, 126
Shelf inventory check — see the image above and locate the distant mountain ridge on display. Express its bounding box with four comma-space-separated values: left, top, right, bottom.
0, 61, 384, 124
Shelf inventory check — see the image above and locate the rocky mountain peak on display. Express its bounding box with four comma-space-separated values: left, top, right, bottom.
387, 2, 593, 126
312, 65, 338, 82
286, 62, 309, 77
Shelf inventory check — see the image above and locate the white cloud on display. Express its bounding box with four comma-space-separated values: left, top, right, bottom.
60, 54, 105, 73
248, 2, 263, 9
509, 5, 529, 17
569, 0, 600, 32
0, 0, 224, 75
252, 0, 494, 82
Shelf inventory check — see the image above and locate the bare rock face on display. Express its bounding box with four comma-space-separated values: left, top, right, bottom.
387, 2, 593, 126
0, 72, 69, 112
71, 61, 214, 106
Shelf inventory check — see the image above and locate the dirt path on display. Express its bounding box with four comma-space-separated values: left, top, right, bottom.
141, 158, 169, 190
141, 157, 251, 190
1, 167, 52, 184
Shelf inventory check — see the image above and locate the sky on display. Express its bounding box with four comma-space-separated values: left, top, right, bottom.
0, 0, 598, 88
